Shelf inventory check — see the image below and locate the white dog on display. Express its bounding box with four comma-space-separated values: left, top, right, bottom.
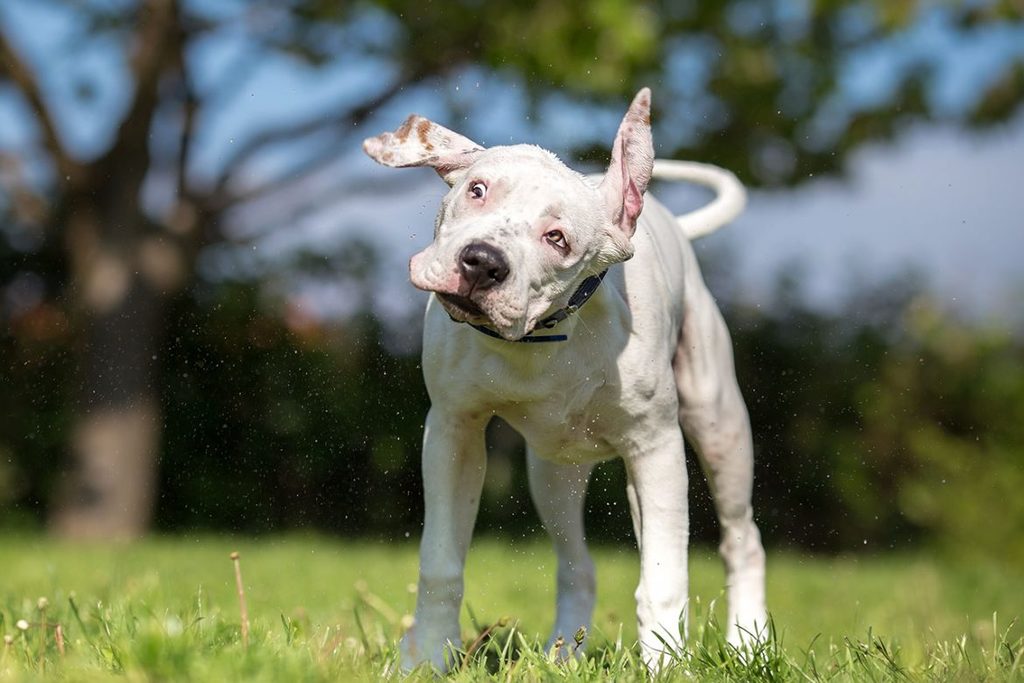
363, 88, 767, 671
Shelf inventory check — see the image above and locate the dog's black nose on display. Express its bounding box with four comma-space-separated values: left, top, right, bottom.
459, 242, 509, 291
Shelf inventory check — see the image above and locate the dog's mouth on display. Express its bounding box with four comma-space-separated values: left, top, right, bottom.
437, 292, 486, 318
436, 293, 537, 340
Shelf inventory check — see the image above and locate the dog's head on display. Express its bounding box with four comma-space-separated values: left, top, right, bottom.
363, 88, 654, 340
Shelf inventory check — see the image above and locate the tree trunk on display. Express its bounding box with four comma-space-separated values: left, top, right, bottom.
49, 201, 168, 540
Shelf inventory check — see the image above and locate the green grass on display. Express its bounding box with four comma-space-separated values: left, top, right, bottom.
0, 534, 1021, 680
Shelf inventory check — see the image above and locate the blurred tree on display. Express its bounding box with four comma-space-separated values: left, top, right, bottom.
0, 0, 1022, 537
836, 301, 1024, 564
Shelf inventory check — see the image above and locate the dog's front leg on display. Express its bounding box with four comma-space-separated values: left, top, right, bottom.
623, 428, 689, 671
401, 407, 487, 672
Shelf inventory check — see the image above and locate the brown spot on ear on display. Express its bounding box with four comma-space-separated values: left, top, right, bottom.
395, 115, 416, 142
642, 111, 651, 126
382, 151, 394, 162
416, 119, 434, 150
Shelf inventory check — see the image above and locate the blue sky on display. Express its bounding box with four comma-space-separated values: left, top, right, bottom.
683, 114, 1024, 321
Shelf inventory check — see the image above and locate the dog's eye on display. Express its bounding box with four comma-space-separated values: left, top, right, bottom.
545, 229, 568, 252
468, 182, 487, 200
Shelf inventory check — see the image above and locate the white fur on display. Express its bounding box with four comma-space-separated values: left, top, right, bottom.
364, 89, 767, 672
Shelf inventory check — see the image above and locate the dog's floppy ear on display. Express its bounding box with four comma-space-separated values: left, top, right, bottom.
600, 88, 654, 238
363, 115, 484, 186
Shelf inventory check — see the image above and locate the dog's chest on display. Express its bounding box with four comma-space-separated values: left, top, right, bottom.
496, 381, 618, 464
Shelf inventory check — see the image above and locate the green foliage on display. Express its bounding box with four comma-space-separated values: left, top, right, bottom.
841, 302, 1024, 565
157, 282, 429, 535
231, 0, 1024, 185
0, 536, 1021, 680
371, 0, 660, 95
0, 301, 72, 526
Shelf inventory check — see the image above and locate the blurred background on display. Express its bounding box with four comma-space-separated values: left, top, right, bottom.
0, 0, 1021, 568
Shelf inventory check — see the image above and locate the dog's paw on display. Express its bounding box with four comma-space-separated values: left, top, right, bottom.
399, 623, 462, 673
726, 610, 770, 652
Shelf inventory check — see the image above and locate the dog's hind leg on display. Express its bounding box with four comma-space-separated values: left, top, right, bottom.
675, 281, 767, 646
526, 449, 596, 655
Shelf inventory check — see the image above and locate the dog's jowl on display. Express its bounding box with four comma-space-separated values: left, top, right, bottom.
363, 88, 767, 672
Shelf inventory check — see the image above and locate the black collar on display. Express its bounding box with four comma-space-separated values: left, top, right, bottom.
460, 270, 608, 343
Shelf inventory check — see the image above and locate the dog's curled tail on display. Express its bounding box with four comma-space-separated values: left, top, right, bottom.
651, 160, 747, 240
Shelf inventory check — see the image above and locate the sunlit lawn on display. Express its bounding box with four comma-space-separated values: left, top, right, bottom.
0, 534, 1021, 680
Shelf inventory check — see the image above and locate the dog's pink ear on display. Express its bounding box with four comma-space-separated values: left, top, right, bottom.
600, 88, 654, 237
363, 115, 484, 185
